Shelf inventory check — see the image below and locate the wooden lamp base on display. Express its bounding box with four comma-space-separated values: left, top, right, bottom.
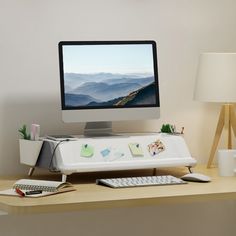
207, 104, 236, 168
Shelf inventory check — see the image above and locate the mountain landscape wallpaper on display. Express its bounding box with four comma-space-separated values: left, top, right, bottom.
62, 44, 158, 108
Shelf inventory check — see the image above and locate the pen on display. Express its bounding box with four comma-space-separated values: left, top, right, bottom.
25, 190, 43, 195
15, 188, 25, 197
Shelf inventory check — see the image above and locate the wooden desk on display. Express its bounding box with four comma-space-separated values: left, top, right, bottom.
0, 165, 236, 215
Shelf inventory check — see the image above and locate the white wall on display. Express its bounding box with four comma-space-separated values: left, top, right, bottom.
1, 0, 236, 175
1, 1, 236, 235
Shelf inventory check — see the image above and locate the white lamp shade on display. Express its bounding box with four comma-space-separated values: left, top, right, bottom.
194, 53, 236, 103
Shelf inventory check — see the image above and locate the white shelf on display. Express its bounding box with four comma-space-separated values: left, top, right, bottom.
52, 133, 196, 178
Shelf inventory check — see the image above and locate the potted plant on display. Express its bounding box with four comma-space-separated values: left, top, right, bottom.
18, 125, 43, 166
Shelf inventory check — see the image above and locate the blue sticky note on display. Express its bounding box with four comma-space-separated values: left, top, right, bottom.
101, 148, 111, 157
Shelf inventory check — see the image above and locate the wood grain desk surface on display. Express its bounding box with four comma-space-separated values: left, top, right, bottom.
0, 165, 236, 215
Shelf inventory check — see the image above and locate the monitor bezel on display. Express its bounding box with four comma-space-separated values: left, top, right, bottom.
58, 40, 160, 111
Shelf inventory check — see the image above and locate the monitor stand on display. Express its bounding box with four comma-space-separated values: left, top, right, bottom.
84, 121, 114, 137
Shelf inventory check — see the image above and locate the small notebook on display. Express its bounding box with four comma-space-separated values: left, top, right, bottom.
0, 179, 75, 198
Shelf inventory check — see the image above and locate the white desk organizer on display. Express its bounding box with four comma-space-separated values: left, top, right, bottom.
51, 133, 196, 182
19, 139, 43, 166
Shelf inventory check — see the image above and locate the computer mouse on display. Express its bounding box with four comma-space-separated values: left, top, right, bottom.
181, 173, 211, 182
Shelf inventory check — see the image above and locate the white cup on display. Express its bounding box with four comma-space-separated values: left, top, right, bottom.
217, 149, 236, 176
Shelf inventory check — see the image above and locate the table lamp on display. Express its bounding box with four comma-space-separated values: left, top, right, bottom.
194, 53, 236, 168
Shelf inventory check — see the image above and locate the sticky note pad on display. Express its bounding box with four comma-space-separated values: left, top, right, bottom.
128, 143, 143, 157
80, 144, 94, 158
114, 151, 124, 159
100, 148, 111, 157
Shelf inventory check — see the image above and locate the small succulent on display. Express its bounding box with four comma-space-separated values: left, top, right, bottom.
161, 124, 175, 134
18, 124, 31, 140
161, 124, 184, 134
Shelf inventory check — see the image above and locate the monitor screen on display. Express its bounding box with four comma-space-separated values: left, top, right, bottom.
58, 41, 160, 134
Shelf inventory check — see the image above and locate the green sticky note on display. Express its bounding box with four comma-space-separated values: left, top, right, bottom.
80, 144, 94, 157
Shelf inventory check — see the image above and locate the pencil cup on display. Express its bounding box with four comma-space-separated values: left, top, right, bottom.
19, 139, 43, 166
217, 149, 236, 176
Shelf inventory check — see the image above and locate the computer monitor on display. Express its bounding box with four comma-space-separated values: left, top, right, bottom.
58, 40, 160, 136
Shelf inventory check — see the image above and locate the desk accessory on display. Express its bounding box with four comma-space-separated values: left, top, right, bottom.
33, 133, 197, 182
148, 139, 165, 156
18, 124, 31, 140
96, 175, 187, 188
161, 124, 184, 135
80, 144, 94, 157
217, 149, 236, 176
18, 124, 40, 141
112, 150, 125, 160
15, 188, 25, 197
19, 139, 43, 167
30, 124, 40, 141
128, 143, 144, 157
180, 173, 211, 182
18, 124, 43, 176
100, 148, 111, 157
0, 179, 75, 198
194, 53, 236, 168
25, 190, 43, 195
161, 124, 175, 134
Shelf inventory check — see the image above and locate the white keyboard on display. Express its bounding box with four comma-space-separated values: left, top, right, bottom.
96, 175, 187, 188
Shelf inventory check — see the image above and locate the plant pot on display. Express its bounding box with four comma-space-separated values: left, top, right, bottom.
19, 139, 43, 166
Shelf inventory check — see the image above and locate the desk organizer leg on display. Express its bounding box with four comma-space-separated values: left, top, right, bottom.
62, 174, 67, 182
28, 167, 35, 176
153, 168, 157, 175
187, 166, 193, 173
